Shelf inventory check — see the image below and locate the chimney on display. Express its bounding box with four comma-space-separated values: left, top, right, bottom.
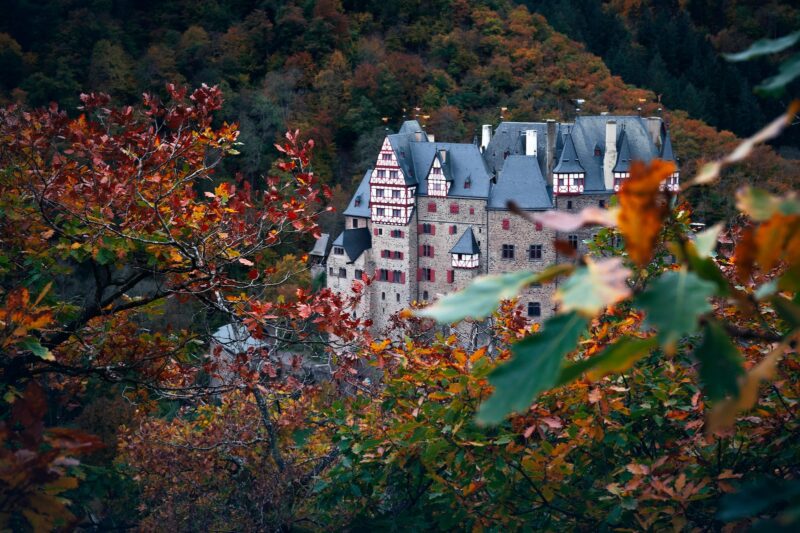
525, 129, 538, 157
414, 131, 424, 142
481, 124, 492, 152
645, 116, 662, 147
439, 148, 447, 163
603, 120, 617, 190
546, 119, 557, 177
427, 133, 435, 142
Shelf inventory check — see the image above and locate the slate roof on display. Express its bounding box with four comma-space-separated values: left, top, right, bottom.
343, 170, 371, 218
450, 227, 480, 254
483, 121, 552, 176
661, 131, 675, 162
331, 227, 372, 263
489, 155, 553, 210
567, 116, 661, 192
212, 323, 269, 354
553, 133, 585, 174
309, 233, 330, 257
613, 130, 632, 173
412, 142, 492, 198
388, 120, 429, 186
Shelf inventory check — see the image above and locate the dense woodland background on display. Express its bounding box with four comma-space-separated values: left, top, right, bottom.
3, 0, 800, 530
2, 0, 799, 228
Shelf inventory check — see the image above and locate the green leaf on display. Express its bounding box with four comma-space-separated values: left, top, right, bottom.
554, 258, 631, 317
693, 223, 723, 259
757, 52, 800, 96
18, 338, 55, 360
771, 295, 800, 330
694, 320, 744, 401
736, 187, 800, 221
556, 336, 658, 386
687, 254, 730, 297
417, 264, 572, 323
724, 31, 800, 62
95, 247, 117, 266
635, 269, 716, 352
476, 312, 587, 425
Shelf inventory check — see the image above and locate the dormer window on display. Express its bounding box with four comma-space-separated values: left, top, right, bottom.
553, 172, 585, 195
354, 196, 361, 207
464, 177, 472, 189
333, 246, 344, 255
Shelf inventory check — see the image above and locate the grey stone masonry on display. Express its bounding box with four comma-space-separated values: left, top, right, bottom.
322, 115, 677, 338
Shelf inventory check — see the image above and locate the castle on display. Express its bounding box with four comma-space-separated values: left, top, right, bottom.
318, 115, 678, 335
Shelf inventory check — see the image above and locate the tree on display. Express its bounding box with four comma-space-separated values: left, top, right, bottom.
0, 84, 365, 528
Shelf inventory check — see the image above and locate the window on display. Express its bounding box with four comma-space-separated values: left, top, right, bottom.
376, 208, 385, 216
501, 244, 515, 259
329, 267, 334, 275
567, 200, 573, 209
469, 207, 475, 215
392, 209, 401, 217
447, 270, 454, 283
422, 244, 434, 257
381, 292, 386, 300
503, 150, 510, 159
502, 219, 510, 230
333, 246, 344, 255
465, 178, 472, 189
529, 244, 543, 260
450, 203, 459, 214
377, 169, 386, 178
428, 202, 437, 213
354, 197, 361, 207
352, 219, 359, 228
390, 229, 404, 238
392, 270, 403, 282
392, 189, 401, 198
339, 268, 346, 278
376, 188, 384, 197
421, 223, 434, 234
527, 302, 541, 317
378, 269, 389, 281
389, 170, 398, 179
594, 146, 601, 156
420, 268, 434, 281
393, 251, 403, 259
599, 199, 606, 208
568, 234, 579, 250
449, 225, 457, 235
423, 290, 429, 301
396, 293, 400, 302
373, 228, 383, 236
381, 153, 391, 161
354, 269, 363, 280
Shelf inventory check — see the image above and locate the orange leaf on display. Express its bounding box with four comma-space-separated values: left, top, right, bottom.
617, 159, 676, 266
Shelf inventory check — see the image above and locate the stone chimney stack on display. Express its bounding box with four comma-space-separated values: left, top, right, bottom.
546, 119, 557, 177
481, 124, 492, 152
525, 129, 538, 157
603, 120, 617, 190
645, 116, 662, 148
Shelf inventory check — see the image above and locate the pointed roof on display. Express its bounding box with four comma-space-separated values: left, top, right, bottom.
450, 227, 480, 255
613, 130, 632, 173
660, 131, 675, 162
331, 227, 371, 263
553, 133, 585, 174
435, 149, 454, 182
488, 155, 552, 210
398, 120, 423, 134
343, 170, 372, 218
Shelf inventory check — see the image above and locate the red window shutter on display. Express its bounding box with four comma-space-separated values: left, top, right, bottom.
400, 272, 406, 284
450, 203, 459, 214
430, 269, 435, 282
428, 202, 436, 212
430, 246, 434, 257
470, 207, 475, 215
418, 224, 423, 232
373, 228, 378, 236
535, 222, 543, 231
502, 219, 510, 230
418, 268, 422, 280
447, 270, 454, 283
431, 225, 436, 235
400, 231, 404, 237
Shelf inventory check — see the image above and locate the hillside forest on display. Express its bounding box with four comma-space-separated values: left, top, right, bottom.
3, 0, 800, 530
